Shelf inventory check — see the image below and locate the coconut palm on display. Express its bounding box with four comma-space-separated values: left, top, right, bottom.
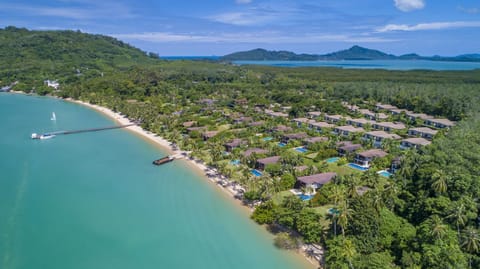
431, 169, 448, 195
447, 203, 467, 238
461, 226, 480, 268
430, 215, 448, 241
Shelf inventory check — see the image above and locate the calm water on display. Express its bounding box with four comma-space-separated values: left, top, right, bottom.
0, 94, 310, 269
233, 59, 480, 70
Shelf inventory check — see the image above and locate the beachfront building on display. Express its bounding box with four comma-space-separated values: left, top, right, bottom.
281, 133, 308, 144
372, 122, 406, 132
44, 79, 60, 89
308, 121, 334, 132
307, 111, 322, 119
354, 149, 388, 168
292, 118, 313, 127
400, 138, 431, 149
346, 118, 376, 128
255, 156, 281, 170
363, 131, 401, 147
296, 172, 337, 192
424, 118, 456, 129
337, 142, 362, 156
324, 114, 344, 124
224, 139, 245, 152
333, 125, 365, 137
408, 127, 438, 140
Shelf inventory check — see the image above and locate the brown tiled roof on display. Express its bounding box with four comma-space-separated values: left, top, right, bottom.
283, 132, 308, 140
339, 143, 362, 152
365, 131, 401, 140
402, 137, 432, 146
257, 156, 281, 165
224, 139, 245, 148
409, 127, 438, 135
304, 136, 328, 144
358, 149, 388, 158
243, 148, 268, 157
297, 172, 337, 185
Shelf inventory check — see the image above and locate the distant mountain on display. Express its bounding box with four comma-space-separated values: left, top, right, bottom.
221, 48, 318, 61
221, 46, 480, 62
317, 45, 396, 60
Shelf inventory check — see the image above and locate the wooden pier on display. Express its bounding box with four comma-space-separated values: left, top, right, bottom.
49, 124, 135, 136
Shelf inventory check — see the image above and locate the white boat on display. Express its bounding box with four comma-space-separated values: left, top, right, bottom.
31, 133, 56, 140
51, 112, 56, 121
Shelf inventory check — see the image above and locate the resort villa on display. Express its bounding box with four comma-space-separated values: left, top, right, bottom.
296, 172, 337, 192
405, 112, 433, 122
303, 136, 328, 145
359, 109, 389, 121
202, 131, 219, 141
265, 109, 289, 118
292, 118, 314, 127
408, 127, 438, 140
362, 131, 401, 147
424, 118, 456, 129
354, 149, 388, 168
337, 142, 362, 156
333, 125, 365, 137
307, 111, 322, 118
243, 148, 268, 157
372, 122, 406, 132
346, 118, 376, 128
224, 139, 245, 152
272, 125, 293, 133
281, 133, 308, 144
309, 121, 335, 132
400, 138, 432, 149
255, 156, 281, 170
324, 114, 344, 124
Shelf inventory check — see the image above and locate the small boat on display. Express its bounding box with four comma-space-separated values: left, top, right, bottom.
51, 112, 56, 121
152, 156, 174, 165
31, 133, 56, 140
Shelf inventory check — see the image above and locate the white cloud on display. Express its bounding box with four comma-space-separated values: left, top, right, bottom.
113, 31, 398, 44
209, 11, 276, 26
458, 6, 480, 14
235, 0, 252, 4
377, 21, 480, 32
394, 0, 425, 12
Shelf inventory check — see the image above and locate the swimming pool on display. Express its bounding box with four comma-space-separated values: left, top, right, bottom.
263, 137, 273, 141
348, 163, 368, 171
295, 147, 308, 153
326, 157, 339, 163
278, 142, 287, 147
251, 169, 263, 177
297, 194, 314, 201
230, 159, 240, 165
377, 170, 392, 177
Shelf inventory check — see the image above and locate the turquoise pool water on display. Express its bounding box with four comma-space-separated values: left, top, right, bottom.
297, 194, 314, 201
230, 159, 240, 165
348, 163, 368, 171
295, 147, 308, 153
326, 157, 339, 163
263, 137, 273, 141
251, 169, 263, 177
378, 170, 393, 177
278, 142, 287, 147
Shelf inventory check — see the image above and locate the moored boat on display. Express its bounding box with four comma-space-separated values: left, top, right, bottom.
152, 156, 174, 165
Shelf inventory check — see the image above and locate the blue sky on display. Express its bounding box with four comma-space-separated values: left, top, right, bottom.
1, 0, 479, 56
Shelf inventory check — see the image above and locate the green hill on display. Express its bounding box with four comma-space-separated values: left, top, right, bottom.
221, 48, 318, 61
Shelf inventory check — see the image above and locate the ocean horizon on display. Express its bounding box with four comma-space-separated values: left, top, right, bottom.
0, 93, 312, 269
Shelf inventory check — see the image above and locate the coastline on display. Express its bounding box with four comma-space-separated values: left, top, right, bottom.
63, 97, 320, 269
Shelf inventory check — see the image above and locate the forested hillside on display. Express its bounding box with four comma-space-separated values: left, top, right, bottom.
2, 26, 480, 269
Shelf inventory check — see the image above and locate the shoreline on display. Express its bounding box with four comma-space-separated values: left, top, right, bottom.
62, 97, 320, 269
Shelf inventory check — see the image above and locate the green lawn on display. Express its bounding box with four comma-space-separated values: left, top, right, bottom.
326, 163, 362, 176
272, 190, 295, 205
313, 204, 334, 217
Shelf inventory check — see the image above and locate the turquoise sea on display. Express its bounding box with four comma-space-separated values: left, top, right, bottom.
232, 59, 480, 70
0, 94, 311, 269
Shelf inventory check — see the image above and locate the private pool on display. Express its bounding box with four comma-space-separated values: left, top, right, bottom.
278, 142, 287, 147
295, 147, 308, 153
348, 163, 368, 171
326, 157, 339, 163
297, 194, 314, 201
378, 170, 393, 177
251, 169, 263, 177
263, 137, 273, 141
230, 159, 240, 165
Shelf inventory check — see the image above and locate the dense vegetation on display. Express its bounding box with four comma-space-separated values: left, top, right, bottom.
2, 26, 480, 269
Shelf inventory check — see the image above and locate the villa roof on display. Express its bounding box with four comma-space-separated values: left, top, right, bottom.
292, 118, 312, 123
273, 125, 293, 132
374, 122, 406, 130
365, 131, 401, 140
335, 125, 365, 133
265, 109, 289, 118
376, 103, 398, 110
428, 118, 456, 127
297, 172, 337, 185
357, 149, 388, 158
257, 156, 281, 165
309, 121, 334, 128
409, 127, 438, 135
283, 132, 308, 140
339, 143, 362, 152
406, 112, 433, 120
224, 139, 245, 148
307, 111, 322, 117
402, 137, 432, 146
324, 114, 344, 120
186, 126, 206, 132
304, 136, 328, 144
348, 118, 376, 125
243, 148, 268, 157
249, 121, 265, 127
183, 121, 196, 128
202, 131, 219, 139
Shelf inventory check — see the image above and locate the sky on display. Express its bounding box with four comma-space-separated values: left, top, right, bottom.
1, 0, 479, 56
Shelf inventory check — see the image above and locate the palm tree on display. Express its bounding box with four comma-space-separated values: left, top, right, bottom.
342, 238, 357, 269
447, 203, 467, 238
461, 226, 480, 268
431, 169, 448, 195
430, 215, 448, 241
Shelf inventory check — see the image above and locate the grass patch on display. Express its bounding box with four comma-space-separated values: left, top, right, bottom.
326, 163, 362, 176
272, 190, 295, 205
